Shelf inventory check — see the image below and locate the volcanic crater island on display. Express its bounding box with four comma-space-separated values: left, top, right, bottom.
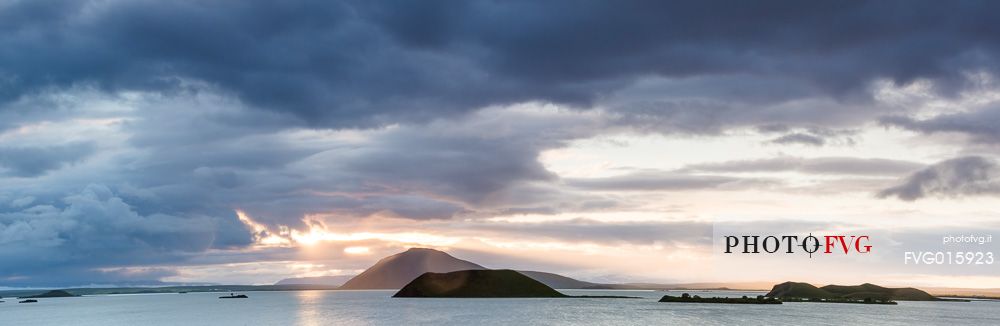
393, 269, 567, 298
392, 269, 635, 299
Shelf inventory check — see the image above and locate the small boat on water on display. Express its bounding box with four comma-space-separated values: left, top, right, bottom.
19, 299, 38, 303
219, 293, 248, 299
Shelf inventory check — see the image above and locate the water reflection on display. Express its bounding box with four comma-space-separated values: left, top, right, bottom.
294, 291, 325, 326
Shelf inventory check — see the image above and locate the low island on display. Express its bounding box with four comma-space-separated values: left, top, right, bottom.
18, 290, 78, 299
659, 293, 781, 304
656, 281, 956, 305
219, 293, 249, 299
763, 281, 964, 304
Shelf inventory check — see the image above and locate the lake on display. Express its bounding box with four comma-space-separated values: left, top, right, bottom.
1, 290, 997, 325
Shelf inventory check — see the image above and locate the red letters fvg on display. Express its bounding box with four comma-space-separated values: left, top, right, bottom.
823, 235, 872, 254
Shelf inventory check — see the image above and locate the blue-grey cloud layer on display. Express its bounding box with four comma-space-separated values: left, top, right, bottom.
4, 0, 1000, 127
0, 142, 95, 177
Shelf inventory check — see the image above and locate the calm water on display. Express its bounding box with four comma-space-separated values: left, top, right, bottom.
1, 290, 996, 325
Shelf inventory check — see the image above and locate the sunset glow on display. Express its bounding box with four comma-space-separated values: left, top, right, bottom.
343, 246, 371, 255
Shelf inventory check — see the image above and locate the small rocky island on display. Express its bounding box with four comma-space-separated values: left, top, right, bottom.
219, 293, 249, 299
18, 290, 78, 299
659, 293, 781, 304
394, 269, 568, 298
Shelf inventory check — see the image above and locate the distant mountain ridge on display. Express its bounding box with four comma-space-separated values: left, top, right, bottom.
275, 275, 355, 286
1, 284, 339, 298
517, 271, 599, 289
584, 281, 773, 291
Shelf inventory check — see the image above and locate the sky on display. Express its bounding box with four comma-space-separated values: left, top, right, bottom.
2, 0, 1000, 288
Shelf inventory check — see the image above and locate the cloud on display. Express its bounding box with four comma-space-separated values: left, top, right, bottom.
0, 92, 606, 234
565, 171, 773, 191
756, 125, 859, 147
465, 218, 712, 246
600, 76, 900, 135
769, 133, 826, 146
881, 106, 1000, 143
0, 142, 95, 177
680, 157, 924, 176
878, 156, 1000, 201
0, 184, 250, 285
2, 1, 1000, 128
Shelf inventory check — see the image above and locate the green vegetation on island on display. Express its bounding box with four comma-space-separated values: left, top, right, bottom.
394, 269, 568, 298
765, 281, 959, 303
822, 283, 935, 301
659, 293, 781, 304
393, 269, 636, 299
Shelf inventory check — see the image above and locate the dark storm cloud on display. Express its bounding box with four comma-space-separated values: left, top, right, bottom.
681, 157, 925, 176
3, 0, 1000, 127
878, 156, 1000, 201
0, 184, 248, 285
62, 99, 598, 230
337, 127, 558, 204
0, 142, 95, 177
881, 106, 1000, 143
